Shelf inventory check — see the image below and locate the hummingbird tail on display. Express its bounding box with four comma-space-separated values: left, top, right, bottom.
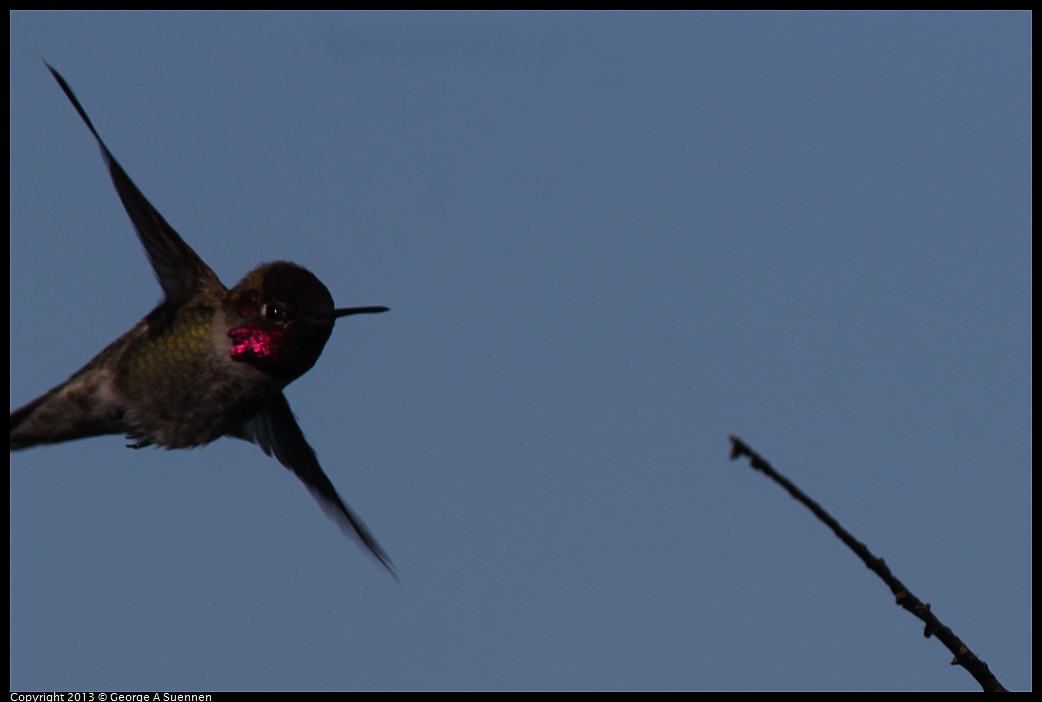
10, 380, 123, 451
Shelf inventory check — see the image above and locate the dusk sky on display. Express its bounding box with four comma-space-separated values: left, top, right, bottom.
10, 12, 1031, 691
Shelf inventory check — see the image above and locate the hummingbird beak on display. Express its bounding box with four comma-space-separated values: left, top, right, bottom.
323, 306, 390, 321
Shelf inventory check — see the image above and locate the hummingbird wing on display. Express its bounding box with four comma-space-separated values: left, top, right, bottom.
230, 392, 398, 580
45, 64, 224, 331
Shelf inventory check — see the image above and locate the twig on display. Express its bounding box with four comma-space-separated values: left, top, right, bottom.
728, 435, 1007, 692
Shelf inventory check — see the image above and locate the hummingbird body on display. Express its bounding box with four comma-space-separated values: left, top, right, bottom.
11, 65, 396, 578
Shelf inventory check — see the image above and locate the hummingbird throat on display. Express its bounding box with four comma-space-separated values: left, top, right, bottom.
229, 323, 283, 363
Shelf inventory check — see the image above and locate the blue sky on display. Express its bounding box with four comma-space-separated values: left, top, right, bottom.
10, 11, 1031, 691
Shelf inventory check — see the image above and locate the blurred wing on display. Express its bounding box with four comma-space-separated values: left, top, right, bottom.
230, 392, 397, 580
45, 63, 224, 326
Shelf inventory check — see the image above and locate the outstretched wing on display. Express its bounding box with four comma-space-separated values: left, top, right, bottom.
45, 63, 224, 330
230, 393, 397, 579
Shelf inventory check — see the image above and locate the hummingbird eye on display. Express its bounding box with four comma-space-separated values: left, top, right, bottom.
263, 302, 290, 322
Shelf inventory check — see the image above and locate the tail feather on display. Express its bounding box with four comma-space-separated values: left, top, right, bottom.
11, 373, 124, 450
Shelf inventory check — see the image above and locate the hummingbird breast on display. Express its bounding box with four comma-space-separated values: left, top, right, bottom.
116, 302, 282, 449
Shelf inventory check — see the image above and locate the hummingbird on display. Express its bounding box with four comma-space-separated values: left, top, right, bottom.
10, 64, 396, 579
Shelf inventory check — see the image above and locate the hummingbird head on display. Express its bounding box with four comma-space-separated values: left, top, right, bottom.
226, 262, 388, 381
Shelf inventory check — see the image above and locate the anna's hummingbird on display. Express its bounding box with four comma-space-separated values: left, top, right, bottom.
11, 64, 396, 578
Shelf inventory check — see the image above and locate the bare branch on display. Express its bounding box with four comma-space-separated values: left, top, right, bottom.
728, 435, 1007, 692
